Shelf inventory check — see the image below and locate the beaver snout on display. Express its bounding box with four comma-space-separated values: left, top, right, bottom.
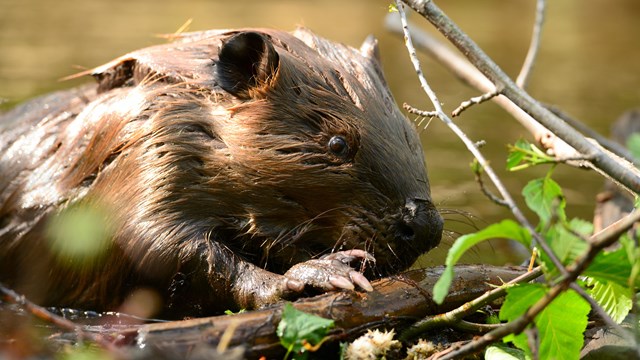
396, 198, 443, 252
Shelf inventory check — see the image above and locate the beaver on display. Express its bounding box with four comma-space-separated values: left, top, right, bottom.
0, 28, 442, 318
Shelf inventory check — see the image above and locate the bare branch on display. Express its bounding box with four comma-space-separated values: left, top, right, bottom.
399, 0, 640, 194
473, 162, 509, 207
394, 1, 568, 277
452, 90, 500, 117
404, 104, 438, 119
386, 14, 639, 168
516, 0, 545, 88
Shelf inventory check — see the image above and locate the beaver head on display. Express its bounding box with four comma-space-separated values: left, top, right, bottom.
0, 28, 442, 313
172, 29, 443, 273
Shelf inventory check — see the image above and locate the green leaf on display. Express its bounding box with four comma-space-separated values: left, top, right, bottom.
506, 139, 556, 171
59, 344, 111, 360
500, 284, 589, 360
470, 158, 482, 174
583, 277, 632, 323
500, 284, 546, 321
536, 289, 589, 359
277, 303, 334, 359
506, 139, 529, 171
522, 175, 566, 228
500, 284, 546, 358
485, 344, 526, 360
626, 133, 640, 161
433, 220, 531, 304
537, 219, 590, 277
547, 219, 590, 265
224, 308, 246, 315
584, 246, 635, 288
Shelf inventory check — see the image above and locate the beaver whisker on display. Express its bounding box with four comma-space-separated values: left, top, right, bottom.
443, 217, 480, 229
268, 206, 352, 249
439, 208, 484, 227
441, 229, 463, 242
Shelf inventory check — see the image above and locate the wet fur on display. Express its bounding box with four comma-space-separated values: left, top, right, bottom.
0, 28, 441, 317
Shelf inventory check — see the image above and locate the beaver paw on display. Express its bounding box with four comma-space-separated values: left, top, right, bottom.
283, 250, 375, 294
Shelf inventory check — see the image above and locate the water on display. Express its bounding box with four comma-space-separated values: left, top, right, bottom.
1, 0, 639, 265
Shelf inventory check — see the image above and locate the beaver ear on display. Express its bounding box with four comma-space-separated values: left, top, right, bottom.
217, 32, 280, 98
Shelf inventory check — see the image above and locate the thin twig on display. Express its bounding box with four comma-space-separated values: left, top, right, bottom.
472, 161, 509, 207
516, 0, 545, 88
401, 267, 542, 340
401, 0, 640, 194
0, 283, 125, 356
453, 320, 502, 334
451, 90, 500, 117
394, 1, 568, 277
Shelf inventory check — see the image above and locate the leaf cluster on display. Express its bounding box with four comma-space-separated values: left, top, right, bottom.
434, 140, 639, 359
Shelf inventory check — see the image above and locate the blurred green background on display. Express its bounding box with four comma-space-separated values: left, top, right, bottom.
1, 0, 639, 265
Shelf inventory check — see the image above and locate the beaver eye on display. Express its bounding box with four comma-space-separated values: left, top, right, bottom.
328, 136, 349, 157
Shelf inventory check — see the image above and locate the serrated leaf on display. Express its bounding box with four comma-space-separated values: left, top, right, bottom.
277, 303, 334, 359
433, 220, 531, 304
584, 246, 635, 288
522, 175, 565, 228
500, 284, 589, 360
584, 277, 632, 323
501, 284, 545, 358
536, 219, 592, 277
536, 289, 589, 359
567, 218, 593, 236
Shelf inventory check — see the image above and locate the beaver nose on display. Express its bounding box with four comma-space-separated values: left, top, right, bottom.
395, 198, 443, 251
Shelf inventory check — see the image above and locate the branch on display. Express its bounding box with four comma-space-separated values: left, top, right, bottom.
451, 90, 500, 117
401, 267, 543, 340
0, 282, 125, 356
399, 0, 640, 194
516, 0, 545, 88
394, 1, 568, 277
385, 15, 639, 168
384, 14, 574, 162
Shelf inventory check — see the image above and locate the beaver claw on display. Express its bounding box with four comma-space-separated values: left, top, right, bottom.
282, 250, 375, 294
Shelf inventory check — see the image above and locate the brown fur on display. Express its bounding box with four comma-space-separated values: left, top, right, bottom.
0, 28, 442, 317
